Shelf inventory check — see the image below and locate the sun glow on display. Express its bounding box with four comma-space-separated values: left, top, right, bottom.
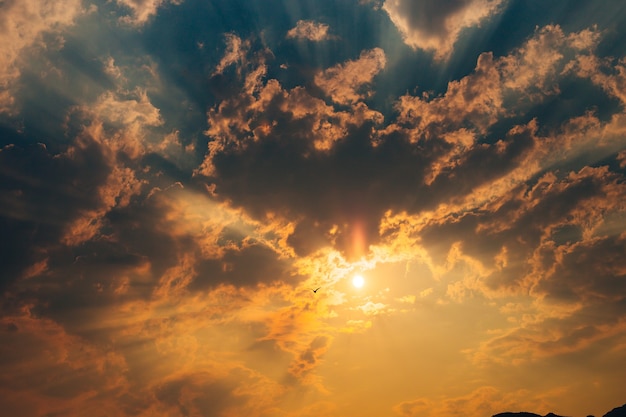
352, 274, 365, 288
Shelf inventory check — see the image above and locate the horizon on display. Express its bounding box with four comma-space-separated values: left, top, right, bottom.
1, 1, 626, 416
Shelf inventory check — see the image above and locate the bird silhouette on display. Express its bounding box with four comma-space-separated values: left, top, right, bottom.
312, 287, 321, 293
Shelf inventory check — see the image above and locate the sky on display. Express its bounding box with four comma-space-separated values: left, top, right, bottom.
1, 1, 626, 416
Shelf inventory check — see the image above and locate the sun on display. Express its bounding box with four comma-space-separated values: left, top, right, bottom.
352, 274, 365, 288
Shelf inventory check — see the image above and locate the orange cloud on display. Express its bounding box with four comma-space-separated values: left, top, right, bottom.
395, 25, 600, 142
382, 0, 504, 60
567, 54, 626, 105
314, 48, 387, 104
213, 33, 251, 75
0, 0, 84, 113
198, 45, 384, 177
0, 305, 129, 416
394, 386, 550, 417
115, 0, 182, 25
287, 20, 335, 41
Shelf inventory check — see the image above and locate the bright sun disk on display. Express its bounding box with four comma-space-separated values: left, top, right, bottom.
352, 274, 365, 288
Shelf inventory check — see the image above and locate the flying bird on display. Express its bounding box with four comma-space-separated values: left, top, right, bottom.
312, 287, 321, 293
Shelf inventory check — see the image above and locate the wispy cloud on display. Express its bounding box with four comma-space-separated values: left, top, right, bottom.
213, 33, 251, 75
394, 386, 553, 417
287, 20, 335, 41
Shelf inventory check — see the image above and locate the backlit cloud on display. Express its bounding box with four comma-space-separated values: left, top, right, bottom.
213, 33, 252, 76
115, 0, 182, 25
394, 386, 550, 417
287, 20, 335, 41
314, 48, 387, 104
0, 0, 84, 113
382, 0, 505, 59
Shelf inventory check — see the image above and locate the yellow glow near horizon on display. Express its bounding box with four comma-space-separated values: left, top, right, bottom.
352, 274, 365, 288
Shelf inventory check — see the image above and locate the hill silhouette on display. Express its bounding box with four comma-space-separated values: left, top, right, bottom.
493, 412, 561, 417
603, 404, 626, 417
493, 403, 626, 417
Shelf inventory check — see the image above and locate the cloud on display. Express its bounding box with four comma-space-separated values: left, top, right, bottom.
0, 0, 84, 113
413, 156, 622, 264
500, 26, 600, 93
356, 300, 388, 315
92, 89, 163, 129
0, 138, 114, 290
394, 25, 600, 141
314, 48, 387, 104
150, 368, 284, 417
380, 25, 608, 216
0, 287, 289, 416
0, 60, 170, 289
426, 166, 626, 363
287, 20, 335, 41
288, 335, 332, 380
257, 298, 333, 383
196, 25, 620, 265
115, 0, 182, 25
362, 22, 625, 365
58, 88, 165, 245
0, 305, 129, 416
566, 53, 626, 105
2, 3, 626, 414
521, 234, 626, 356
382, 0, 505, 59
394, 386, 550, 417
213, 33, 251, 76
393, 50, 503, 140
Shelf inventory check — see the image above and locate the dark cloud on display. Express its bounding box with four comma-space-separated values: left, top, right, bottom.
536, 234, 626, 305
154, 372, 238, 417
0, 139, 111, 292
289, 335, 331, 377
192, 243, 294, 289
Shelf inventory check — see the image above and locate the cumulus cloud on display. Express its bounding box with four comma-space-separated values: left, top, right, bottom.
566, 53, 626, 105
287, 20, 335, 41
198, 43, 386, 184
394, 25, 600, 140
314, 48, 387, 104
196, 24, 625, 268
382, 0, 505, 59
53, 87, 167, 246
